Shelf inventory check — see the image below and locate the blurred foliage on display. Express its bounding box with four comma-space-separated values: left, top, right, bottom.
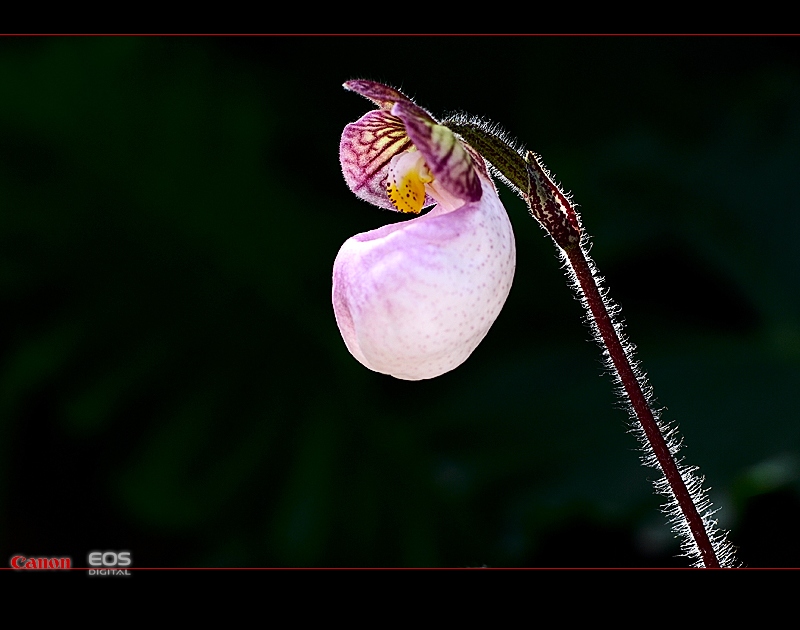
1, 36, 799, 567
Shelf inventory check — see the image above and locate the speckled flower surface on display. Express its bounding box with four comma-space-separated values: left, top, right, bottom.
333, 81, 515, 380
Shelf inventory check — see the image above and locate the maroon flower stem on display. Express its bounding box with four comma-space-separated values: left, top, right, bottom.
565, 244, 720, 569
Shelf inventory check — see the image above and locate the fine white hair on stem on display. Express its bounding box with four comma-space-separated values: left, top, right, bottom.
561, 229, 738, 567
440, 108, 737, 566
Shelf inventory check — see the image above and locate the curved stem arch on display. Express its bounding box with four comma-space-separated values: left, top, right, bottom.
445, 117, 736, 567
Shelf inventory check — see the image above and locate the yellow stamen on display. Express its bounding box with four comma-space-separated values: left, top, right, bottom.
386, 151, 433, 214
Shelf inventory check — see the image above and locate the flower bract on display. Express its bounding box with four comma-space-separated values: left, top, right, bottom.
333, 80, 515, 380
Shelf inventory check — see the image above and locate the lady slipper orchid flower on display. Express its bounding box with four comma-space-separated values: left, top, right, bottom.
333, 80, 515, 380
331, 81, 735, 569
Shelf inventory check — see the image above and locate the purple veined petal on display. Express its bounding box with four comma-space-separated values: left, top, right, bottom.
340, 109, 435, 211
332, 176, 515, 380
343, 80, 414, 110
392, 100, 482, 205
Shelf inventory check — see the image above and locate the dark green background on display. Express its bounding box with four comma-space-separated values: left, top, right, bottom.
2, 36, 799, 568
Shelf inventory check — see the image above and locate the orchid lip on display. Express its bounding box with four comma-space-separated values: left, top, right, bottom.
333, 177, 515, 380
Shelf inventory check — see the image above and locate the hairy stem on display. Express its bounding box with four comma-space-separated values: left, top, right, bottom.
443, 117, 734, 567
565, 244, 721, 568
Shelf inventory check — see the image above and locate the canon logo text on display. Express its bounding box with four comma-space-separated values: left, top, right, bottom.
10, 556, 71, 570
